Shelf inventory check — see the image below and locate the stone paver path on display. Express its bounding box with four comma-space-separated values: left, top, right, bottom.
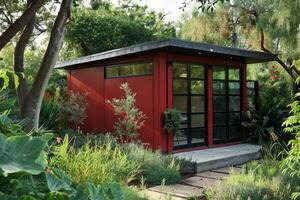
144, 164, 246, 200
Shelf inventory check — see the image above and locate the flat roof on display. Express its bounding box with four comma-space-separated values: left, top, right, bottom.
56, 38, 277, 69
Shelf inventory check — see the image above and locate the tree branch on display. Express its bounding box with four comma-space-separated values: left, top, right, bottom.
0, 0, 44, 51
260, 29, 296, 79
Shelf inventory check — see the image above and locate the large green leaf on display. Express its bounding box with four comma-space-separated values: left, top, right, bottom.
46, 169, 73, 192
87, 183, 107, 200
0, 134, 47, 176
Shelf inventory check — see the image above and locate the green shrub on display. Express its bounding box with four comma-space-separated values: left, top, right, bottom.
40, 99, 62, 131
205, 161, 300, 200
61, 90, 88, 129
106, 83, 146, 141
163, 108, 184, 135
124, 143, 181, 185
50, 135, 140, 185
281, 78, 300, 199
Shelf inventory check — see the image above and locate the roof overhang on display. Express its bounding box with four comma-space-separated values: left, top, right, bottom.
56, 38, 277, 69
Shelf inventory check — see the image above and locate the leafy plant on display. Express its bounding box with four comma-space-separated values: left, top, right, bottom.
40, 99, 62, 131
106, 83, 146, 142
163, 108, 184, 136
61, 90, 88, 129
241, 103, 289, 145
0, 133, 48, 176
280, 77, 300, 199
0, 110, 26, 136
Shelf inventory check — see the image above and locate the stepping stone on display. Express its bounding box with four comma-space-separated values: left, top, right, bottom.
139, 190, 186, 200
149, 184, 204, 198
182, 176, 216, 188
235, 164, 246, 168
196, 171, 229, 180
212, 167, 242, 174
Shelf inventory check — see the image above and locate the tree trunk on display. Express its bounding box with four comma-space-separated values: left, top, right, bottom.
23, 0, 72, 130
14, 0, 36, 117
0, 0, 43, 51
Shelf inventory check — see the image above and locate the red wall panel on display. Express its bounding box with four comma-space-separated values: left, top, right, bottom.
104, 76, 154, 148
69, 67, 105, 133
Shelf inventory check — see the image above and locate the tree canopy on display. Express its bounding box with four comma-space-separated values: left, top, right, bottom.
63, 0, 176, 57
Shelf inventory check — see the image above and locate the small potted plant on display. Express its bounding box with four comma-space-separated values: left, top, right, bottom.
163, 108, 184, 136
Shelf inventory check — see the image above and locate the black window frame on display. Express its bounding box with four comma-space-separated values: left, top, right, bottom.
212, 66, 242, 144
172, 62, 207, 150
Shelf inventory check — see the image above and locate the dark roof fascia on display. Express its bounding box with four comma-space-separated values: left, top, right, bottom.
56, 38, 277, 69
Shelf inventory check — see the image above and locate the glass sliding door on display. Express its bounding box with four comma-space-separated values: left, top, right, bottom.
213, 67, 242, 144
172, 63, 206, 149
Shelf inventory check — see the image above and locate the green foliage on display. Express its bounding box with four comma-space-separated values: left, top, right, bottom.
64, 0, 175, 57
124, 143, 181, 185
0, 133, 48, 176
163, 108, 184, 136
179, 7, 232, 46
0, 111, 25, 136
280, 78, 300, 199
242, 103, 290, 145
0, 104, 134, 200
61, 91, 88, 129
0, 69, 19, 91
50, 135, 140, 185
106, 83, 146, 141
40, 99, 62, 131
205, 161, 300, 200
40, 90, 87, 131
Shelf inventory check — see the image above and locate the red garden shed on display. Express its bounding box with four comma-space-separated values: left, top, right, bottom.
56, 38, 276, 153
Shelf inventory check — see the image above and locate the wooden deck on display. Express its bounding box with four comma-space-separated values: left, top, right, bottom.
140, 164, 247, 200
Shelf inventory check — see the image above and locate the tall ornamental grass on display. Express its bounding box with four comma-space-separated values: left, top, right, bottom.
50, 135, 140, 185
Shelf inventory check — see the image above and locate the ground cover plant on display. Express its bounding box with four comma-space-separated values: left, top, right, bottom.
205, 161, 300, 200
124, 143, 181, 185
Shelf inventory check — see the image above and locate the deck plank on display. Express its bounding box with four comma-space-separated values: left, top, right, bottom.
182, 176, 217, 188
149, 184, 204, 198
212, 167, 242, 174
195, 171, 229, 180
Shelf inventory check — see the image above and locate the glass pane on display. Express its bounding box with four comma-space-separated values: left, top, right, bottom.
214, 113, 226, 125
213, 68, 225, 80
213, 81, 225, 94
191, 96, 205, 113
106, 62, 152, 78
213, 126, 226, 142
213, 96, 226, 112
191, 80, 204, 94
247, 81, 255, 88
173, 96, 187, 112
173, 63, 187, 78
229, 96, 240, 111
173, 79, 187, 94
229, 112, 240, 125
229, 126, 241, 139
191, 65, 204, 79
173, 129, 188, 146
191, 128, 205, 144
229, 69, 240, 80
180, 114, 188, 128
229, 82, 240, 94
191, 114, 205, 127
